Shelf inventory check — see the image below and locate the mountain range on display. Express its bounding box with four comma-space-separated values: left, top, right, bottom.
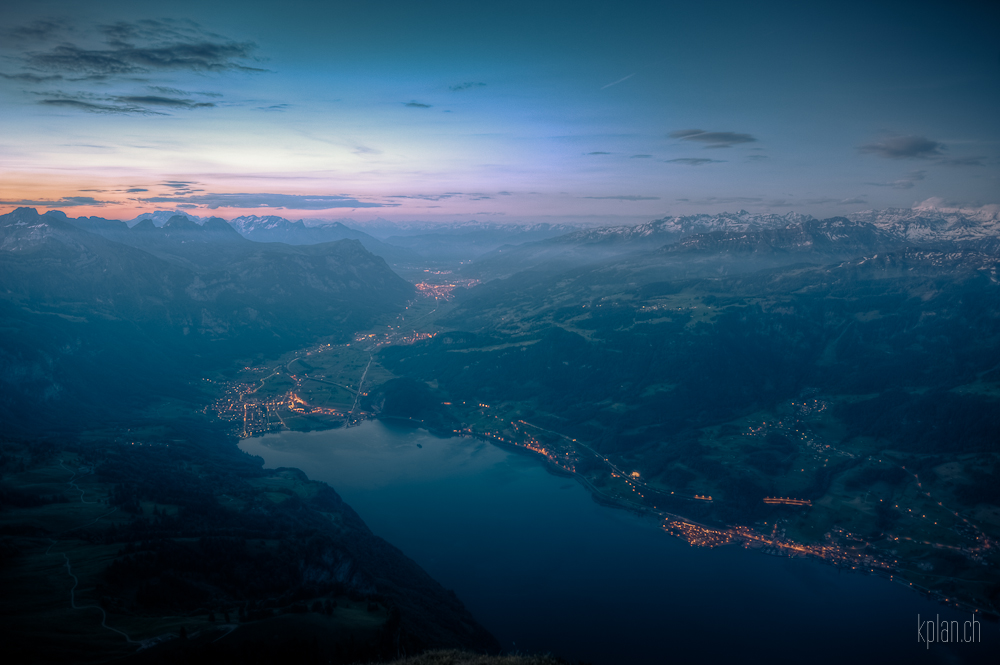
463, 208, 1000, 279
0, 207, 413, 430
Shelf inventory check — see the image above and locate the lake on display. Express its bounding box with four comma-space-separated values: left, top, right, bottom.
240, 421, 993, 664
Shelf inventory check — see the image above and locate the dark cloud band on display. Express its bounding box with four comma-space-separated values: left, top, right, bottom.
670, 129, 757, 148
666, 158, 723, 166
859, 135, 943, 159
38, 98, 167, 115
583, 195, 660, 201
0, 195, 109, 207
139, 192, 392, 210
5, 19, 264, 115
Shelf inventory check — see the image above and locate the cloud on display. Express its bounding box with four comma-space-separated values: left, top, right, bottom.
450, 82, 486, 91
675, 196, 763, 205
746, 155, 768, 162
385, 192, 493, 201
587, 151, 611, 155
38, 98, 167, 115
4, 19, 68, 43
156, 181, 203, 195
386, 193, 457, 201
58, 143, 114, 151
669, 129, 757, 148
257, 103, 290, 111
38, 91, 216, 114
630, 154, 652, 159
0, 72, 64, 82
766, 198, 837, 207
26, 42, 261, 77
914, 198, 1000, 216
665, 158, 724, 166
146, 86, 189, 96
139, 192, 392, 210
404, 101, 432, 108
113, 95, 215, 109
148, 86, 222, 98
18, 19, 263, 78
859, 135, 943, 159
125, 188, 148, 193
0, 195, 108, 207
5, 20, 261, 114
674, 195, 866, 208
583, 195, 660, 201
0, 19, 266, 115
497, 191, 512, 195
937, 156, 985, 167
867, 170, 926, 190
765, 197, 869, 207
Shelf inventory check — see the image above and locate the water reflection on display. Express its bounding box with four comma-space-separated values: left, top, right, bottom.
240, 422, 992, 665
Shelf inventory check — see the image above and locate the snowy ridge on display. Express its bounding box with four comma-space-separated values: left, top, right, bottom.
561, 206, 1000, 247
663, 218, 894, 256
349, 218, 578, 237
230, 215, 305, 234
565, 210, 816, 243
128, 210, 206, 228
836, 248, 1000, 281
229, 215, 359, 235
847, 207, 1000, 243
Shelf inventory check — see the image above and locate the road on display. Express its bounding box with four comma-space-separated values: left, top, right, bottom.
349, 353, 374, 419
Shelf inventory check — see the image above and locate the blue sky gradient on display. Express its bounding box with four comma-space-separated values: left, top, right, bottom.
1, 0, 997, 222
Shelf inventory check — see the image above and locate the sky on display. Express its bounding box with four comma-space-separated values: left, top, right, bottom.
1, 0, 998, 224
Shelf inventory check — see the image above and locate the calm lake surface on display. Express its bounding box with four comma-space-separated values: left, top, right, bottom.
240, 421, 993, 664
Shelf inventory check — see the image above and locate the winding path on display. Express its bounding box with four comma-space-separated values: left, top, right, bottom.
47, 461, 142, 647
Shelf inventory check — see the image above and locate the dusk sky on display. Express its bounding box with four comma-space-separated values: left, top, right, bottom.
1, 0, 998, 224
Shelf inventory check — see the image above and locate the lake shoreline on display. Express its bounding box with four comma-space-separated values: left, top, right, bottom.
240, 421, 995, 664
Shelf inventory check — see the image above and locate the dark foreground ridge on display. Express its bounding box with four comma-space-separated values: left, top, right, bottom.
384, 650, 564, 665
1, 422, 499, 663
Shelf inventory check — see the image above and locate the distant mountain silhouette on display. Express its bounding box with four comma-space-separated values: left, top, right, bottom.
228, 214, 416, 265
465, 210, 1000, 279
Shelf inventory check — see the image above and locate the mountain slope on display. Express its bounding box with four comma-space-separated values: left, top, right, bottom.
228, 215, 417, 266
0, 207, 414, 430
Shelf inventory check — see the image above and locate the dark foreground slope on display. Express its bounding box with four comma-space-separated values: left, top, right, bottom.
0, 420, 498, 663
384, 651, 561, 665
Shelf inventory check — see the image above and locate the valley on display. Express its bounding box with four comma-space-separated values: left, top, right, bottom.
207, 228, 1000, 622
